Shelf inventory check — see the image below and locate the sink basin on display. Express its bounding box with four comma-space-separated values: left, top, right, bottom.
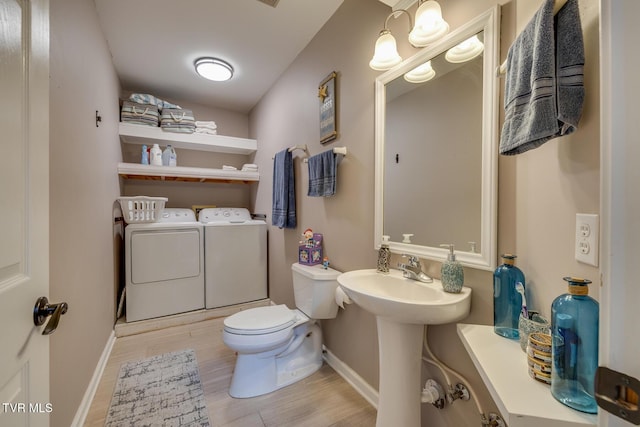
338, 268, 472, 427
337, 268, 471, 325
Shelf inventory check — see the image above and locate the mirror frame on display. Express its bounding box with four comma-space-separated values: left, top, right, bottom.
374, 6, 500, 271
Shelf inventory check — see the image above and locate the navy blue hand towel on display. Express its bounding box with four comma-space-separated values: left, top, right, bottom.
500, 0, 584, 155
272, 149, 296, 228
307, 150, 337, 197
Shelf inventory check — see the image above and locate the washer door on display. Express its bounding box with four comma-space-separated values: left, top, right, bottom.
130, 228, 201, 284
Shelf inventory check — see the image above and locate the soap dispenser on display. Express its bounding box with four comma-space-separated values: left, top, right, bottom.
493, 254, 525, 339
439, 244, 464, 293
377, 235, 391, 273
550, 277, 599, 414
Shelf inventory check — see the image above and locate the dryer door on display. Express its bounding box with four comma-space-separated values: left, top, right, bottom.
131, 228, 201, 284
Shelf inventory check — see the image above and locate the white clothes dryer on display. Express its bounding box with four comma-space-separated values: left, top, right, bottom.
199, 208, 267, 309
125, 208, 204, 322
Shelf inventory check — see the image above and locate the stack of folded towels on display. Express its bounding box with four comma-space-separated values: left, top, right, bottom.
241, 164, 258, 172
195, 121, 217, 135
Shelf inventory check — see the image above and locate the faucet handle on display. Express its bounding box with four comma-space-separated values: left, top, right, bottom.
401, 254, 420, 267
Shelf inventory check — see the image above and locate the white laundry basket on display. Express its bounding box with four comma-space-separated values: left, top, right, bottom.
118, 196, 167, 223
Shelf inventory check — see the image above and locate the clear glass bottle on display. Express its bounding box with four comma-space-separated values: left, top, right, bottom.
551, 277, 599, 414
493, 254, 525, 339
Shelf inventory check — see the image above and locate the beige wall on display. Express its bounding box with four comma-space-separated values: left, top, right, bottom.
49, 0, 122, 425
250, 0, 600, 426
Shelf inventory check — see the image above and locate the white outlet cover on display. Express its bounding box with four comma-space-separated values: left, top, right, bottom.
575, 213, 599, 267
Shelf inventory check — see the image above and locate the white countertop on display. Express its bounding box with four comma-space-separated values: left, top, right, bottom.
457, 324, 597, 427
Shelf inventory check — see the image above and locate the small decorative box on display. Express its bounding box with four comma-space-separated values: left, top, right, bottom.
299, 233, 323, 265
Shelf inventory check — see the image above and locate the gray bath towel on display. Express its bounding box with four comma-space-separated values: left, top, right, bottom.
500, 0, 584, 155
307, 150, 337, 197
272, 149, 296, 228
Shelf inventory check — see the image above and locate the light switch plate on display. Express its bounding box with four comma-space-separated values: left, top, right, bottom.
575, 213, 599, 266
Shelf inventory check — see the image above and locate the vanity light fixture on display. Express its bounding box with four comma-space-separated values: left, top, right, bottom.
369, 10, 412, 71
445, 35, 484, 63
408, 1, 450, 47
194, 57, 234, 82
370, 2, 449, 71
403, 60, 436, 83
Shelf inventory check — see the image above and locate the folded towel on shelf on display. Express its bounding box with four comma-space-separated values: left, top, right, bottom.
499, 0, 584, 155
194, 128, 218, 135
128, 93, 181, 111
195, 121, 217, 130
241, 164, 258, 172
222, 165, 238, 171
272, 149, 296, 229
307, 149, 338, 197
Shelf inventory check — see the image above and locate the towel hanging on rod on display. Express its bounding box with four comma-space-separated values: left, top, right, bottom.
273, 145, 347, 163
497, 0, 568, 76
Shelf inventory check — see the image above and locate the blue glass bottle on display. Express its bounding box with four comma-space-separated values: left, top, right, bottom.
551, 277, 599, 414
493, 254, 525, 339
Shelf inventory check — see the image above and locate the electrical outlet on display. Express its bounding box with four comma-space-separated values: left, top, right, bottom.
575, 213, 599, 266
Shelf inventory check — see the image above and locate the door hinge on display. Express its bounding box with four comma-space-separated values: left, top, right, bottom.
596, 366, 640, 424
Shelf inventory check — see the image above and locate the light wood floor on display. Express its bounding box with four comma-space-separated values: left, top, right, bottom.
84, 316, 377, 426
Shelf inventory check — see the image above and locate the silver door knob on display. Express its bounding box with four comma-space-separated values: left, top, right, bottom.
33, 296, 68, 335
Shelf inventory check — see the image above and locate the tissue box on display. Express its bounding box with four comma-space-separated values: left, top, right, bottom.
299, 233, 323, 265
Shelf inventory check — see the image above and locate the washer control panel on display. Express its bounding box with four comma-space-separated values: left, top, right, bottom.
199, 207, 252, 223
158, 208, 197, 223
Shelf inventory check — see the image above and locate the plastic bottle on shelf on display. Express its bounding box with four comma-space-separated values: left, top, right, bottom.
141, 144, 149, 165
162, 144, 177, 167
550, 277, 599, 414
150, 143, 162, 166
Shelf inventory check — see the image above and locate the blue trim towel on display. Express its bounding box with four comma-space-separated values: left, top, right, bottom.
272, 149, 296, 229
499, 0, 584, 155
307, 150, 338, 197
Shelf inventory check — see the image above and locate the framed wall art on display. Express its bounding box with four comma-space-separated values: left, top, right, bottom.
318, 71, 338, 144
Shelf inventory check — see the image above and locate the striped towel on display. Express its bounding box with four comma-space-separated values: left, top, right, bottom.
128, 93, 181, 111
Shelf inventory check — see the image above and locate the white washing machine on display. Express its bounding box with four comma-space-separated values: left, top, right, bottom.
125, 208, 204, 322
199, 207, 267, 308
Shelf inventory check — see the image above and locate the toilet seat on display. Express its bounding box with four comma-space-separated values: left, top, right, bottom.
224, 305, 296, 335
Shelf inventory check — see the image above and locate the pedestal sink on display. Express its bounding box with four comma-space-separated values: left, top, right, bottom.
337, 269, 472, 427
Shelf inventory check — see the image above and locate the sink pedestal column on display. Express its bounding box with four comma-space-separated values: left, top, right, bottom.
376, 317, 424, 427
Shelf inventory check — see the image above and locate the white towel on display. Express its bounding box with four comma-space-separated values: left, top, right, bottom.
241, 164, 258, 171
194, 128, 218, 135
195, 121, 217, 129
222, 165, 238, 171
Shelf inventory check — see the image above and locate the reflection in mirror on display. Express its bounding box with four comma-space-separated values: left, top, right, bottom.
374, 7, 499, 271
384, 33, 484, 251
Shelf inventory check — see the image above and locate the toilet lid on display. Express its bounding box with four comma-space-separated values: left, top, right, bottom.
224, 305, 296, 335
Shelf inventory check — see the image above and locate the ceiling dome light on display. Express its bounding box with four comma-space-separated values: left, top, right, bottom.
445, 35, 484, 63
369, 30, 403, 71
408, 1, 449, 47
404, 60, 436, 83
194, 57, 234, 81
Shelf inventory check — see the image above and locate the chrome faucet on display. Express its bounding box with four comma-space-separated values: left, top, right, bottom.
398, 255, 433, 283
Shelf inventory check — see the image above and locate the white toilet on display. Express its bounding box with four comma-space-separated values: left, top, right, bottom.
223, 263, 341, 398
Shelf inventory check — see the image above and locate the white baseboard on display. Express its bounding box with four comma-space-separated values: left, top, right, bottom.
70, 330, 116, 427
322, 345, 379, 409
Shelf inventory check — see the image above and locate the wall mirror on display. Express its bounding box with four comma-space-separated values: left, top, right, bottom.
374, 6, 499, 271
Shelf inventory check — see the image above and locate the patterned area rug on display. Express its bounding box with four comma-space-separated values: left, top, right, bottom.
105, 349, 211, 426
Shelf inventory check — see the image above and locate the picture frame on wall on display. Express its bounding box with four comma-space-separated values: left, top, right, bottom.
319, 71, 338, 144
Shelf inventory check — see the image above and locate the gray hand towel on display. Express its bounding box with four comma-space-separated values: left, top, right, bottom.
307, 150, 337, 197
272, 149, 296, 228
500, 0, 584, 155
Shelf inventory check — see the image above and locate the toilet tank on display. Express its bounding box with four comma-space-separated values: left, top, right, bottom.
291, 263, 341, 319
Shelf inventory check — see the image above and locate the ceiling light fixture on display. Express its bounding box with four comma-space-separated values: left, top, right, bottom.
404, 60, 436, 83
445, 35, 484, 63
194, 57, 234, 82
370, 2, 449, 71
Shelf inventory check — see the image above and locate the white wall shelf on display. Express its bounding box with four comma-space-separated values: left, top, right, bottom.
118, 163, 259, 184
119, 122, 257, 155
457, 324, 597, 427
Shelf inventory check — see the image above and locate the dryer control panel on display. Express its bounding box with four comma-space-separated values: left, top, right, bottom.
199, 207, 252, 223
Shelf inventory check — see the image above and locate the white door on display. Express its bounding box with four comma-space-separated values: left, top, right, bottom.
599, 0, 640, 425
0, 0, 51, 426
